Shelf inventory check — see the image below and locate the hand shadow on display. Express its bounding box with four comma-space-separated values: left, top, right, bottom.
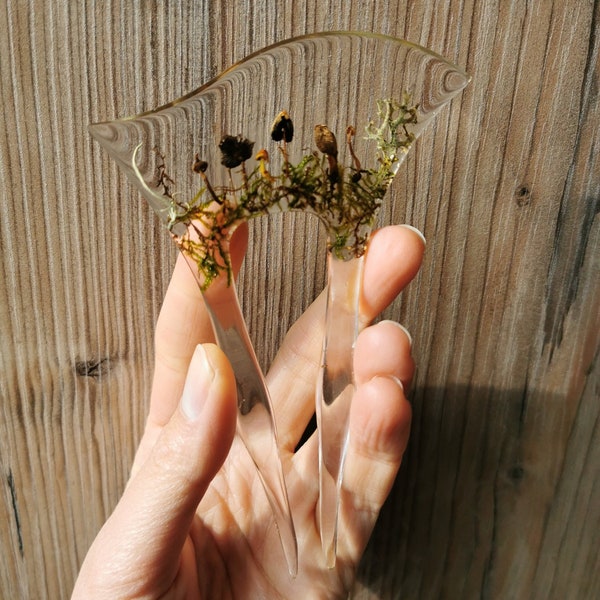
354, 383, 580, 599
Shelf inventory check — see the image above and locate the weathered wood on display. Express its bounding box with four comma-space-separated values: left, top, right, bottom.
0, 1, 597, 598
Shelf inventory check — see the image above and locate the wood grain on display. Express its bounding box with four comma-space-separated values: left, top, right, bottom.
0, 1, 597, 598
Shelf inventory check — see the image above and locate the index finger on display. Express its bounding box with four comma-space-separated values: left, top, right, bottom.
148, 225, 248, 428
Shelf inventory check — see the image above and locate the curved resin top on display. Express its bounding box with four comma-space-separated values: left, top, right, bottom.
90, 31, 469, 286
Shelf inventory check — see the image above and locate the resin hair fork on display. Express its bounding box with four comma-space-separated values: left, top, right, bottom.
90, 32, 470, 572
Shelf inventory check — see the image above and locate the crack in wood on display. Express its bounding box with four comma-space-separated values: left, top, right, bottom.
543, 195, 599, 360
7, 470, 24, 558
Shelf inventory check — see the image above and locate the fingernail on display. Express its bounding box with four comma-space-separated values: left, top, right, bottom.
372, 374, 404, 393
180, 345, 215, 421
380, 320, 413, 348
388, 375, 405, 392
400, 224, 426, 246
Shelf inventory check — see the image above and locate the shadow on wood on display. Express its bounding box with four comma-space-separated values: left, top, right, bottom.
356, 382, 600, 599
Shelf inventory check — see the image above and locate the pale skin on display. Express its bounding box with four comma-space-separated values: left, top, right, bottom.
72, 224, 425, 599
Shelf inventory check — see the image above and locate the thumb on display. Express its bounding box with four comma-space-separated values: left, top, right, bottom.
75, 344, 237, 596
133, 342, 238, 522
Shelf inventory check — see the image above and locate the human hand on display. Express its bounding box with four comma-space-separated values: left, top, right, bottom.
72, 224, 425, 599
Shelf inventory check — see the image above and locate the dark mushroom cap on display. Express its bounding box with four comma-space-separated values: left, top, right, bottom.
218, 135, 255, 169
271, 111, 294, 143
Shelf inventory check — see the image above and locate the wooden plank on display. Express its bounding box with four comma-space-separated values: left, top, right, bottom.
0, 1, 597, 597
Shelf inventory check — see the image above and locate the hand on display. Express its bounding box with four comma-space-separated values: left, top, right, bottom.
72, 224, 425, 599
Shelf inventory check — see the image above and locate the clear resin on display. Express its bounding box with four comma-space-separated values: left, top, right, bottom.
90, 31, 470, 571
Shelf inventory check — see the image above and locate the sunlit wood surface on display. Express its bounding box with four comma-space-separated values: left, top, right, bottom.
1, 2, 598, 598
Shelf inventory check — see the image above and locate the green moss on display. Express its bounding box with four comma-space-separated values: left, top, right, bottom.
146, 96, 418, 290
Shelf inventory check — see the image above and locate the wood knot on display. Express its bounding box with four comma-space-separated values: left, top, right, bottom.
515, 185, 532, 207
508, 465, 525, 481
75, 358, 111, 379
